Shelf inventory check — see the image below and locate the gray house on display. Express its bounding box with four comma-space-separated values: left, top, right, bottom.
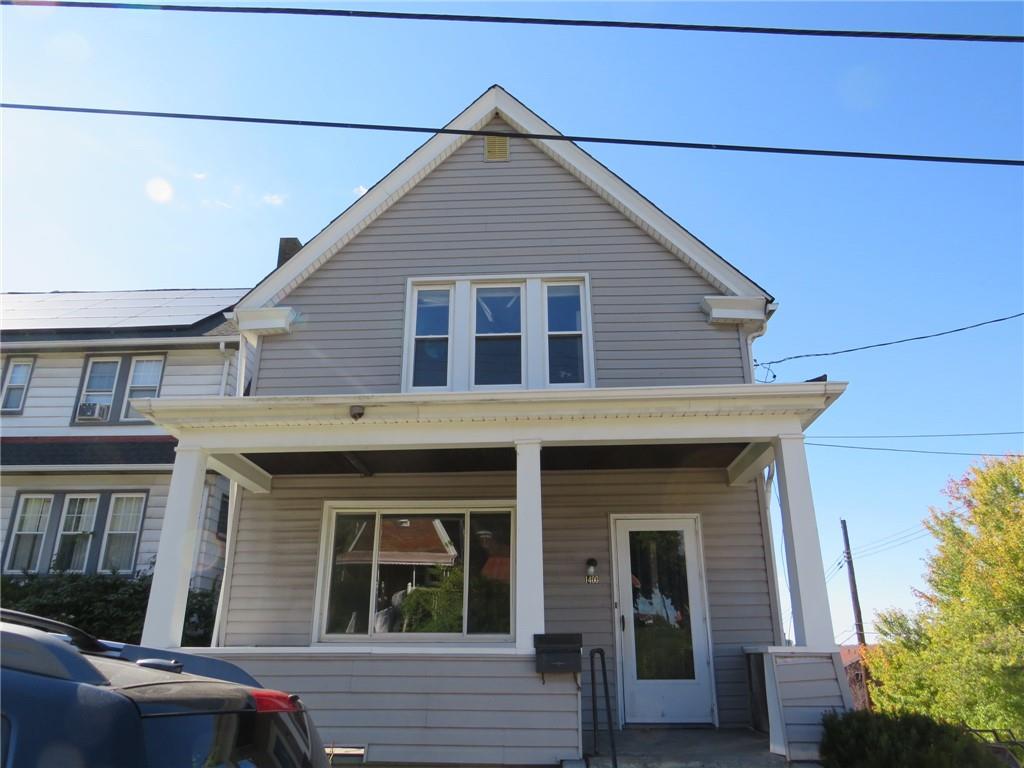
134, 86, 852, 764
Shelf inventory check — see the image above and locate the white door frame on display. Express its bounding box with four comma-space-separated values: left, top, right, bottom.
608, 513, 719, 728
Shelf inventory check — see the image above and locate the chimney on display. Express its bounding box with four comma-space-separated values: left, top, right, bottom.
277, 237, 303, 267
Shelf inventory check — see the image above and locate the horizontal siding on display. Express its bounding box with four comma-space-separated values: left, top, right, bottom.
775, 652, 848, 761
201, 652, 579, 765
255, 118, 745, 395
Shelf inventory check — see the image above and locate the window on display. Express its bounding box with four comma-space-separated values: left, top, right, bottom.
411, 288, 451, 388
216, 493, 230, 538
321, 505, 513, 639
77, 358, 120, 422
5, 495, 53, 572
405, 276, 592, 392
122, 357, 164, 420
1, 358, 34, 413
52, 495, 99, 572
99, 494, 145, 573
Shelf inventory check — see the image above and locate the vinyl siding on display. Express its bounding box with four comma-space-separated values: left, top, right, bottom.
219, 468, 775, 742
774, 652, 849, 761
254, 119, 746, 395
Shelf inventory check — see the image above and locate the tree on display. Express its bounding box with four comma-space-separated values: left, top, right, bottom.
865, 456, 1024, 729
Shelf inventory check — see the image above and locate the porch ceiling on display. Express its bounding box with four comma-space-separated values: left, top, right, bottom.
243, 443, 747, 475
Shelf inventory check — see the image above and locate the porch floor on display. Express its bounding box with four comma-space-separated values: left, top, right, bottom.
585, 727, 786, 768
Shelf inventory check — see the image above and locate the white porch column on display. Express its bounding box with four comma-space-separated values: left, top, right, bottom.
515, 439, 545, 652
773, 434, 835, 648
142, 446, 209, 648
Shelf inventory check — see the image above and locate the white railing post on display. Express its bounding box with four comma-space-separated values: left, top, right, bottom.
515, 439, 545, 652
141, 446, 209, 648
773, 434, 835, 647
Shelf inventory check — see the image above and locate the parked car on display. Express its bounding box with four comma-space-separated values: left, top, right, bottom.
0, 609, 328, 767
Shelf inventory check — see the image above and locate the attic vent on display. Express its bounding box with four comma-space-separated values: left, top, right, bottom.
484, 135, 510, 162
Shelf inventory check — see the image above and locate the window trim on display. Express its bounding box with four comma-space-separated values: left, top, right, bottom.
470, 282, 525, 390
96, 492, 147, 574
314, 500, 517, 645
1, 356, 35, 415
403, 274, 595, 393
51, 493, 101, 573
3, 494, 55, 573
120, 356, 166, 421
75, 357, 122, 423
542, 280, 593, 389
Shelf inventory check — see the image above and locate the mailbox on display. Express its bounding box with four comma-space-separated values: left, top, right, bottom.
533, 633, 582, 674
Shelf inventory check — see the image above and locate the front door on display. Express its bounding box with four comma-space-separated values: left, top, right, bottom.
614, 517, 714, 724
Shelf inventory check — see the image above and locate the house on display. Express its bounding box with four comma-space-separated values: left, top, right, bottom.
0, 289, 246, 594
839, 644, 875, 710
132, 86, 853, 764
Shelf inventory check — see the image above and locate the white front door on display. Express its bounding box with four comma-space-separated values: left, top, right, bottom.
614, 517, 715, 724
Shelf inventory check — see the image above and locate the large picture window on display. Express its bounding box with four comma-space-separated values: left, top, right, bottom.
321, 504, 513, 639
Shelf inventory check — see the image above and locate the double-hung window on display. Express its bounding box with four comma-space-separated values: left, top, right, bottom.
5, 495, 53, 572
320, 504, 513, 639
52, 495, 99, 572
405, 276, 592, 392
77, 358, 120, 422
122, 357, 164, 420
1, 358, 34, 413
99, 494, 145, 573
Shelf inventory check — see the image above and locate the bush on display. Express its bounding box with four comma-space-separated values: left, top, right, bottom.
1, 573, 217, 647
820, 710, 1002, 768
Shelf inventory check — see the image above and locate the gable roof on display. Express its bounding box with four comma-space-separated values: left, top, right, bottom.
237, 85, 771, 310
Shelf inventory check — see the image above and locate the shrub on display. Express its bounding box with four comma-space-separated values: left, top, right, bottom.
820, 709, 1002, 768
1, 573, 217, 647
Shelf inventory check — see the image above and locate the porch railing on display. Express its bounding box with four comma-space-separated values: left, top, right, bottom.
588, 648, 618, 768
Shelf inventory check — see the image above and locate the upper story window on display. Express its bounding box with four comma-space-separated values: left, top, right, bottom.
122, 357, 165, 420
1, 358, 35, 414
74, 354, 165, 424
77, 358, 120, 422
404, 275, 593, 392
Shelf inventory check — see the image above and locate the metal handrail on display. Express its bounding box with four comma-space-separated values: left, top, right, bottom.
588, 648, 618, 768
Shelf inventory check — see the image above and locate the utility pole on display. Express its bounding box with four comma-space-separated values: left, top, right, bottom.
840, 518, 867, 646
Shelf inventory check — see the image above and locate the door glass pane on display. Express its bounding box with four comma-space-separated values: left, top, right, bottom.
475, 287, 521, 334
375, 515, 464, 633
628, 530, 695, 680
416, 290, 450, 336
325, 515, 375, 634
474, 337, 521, 385
467, 512, 512, 634
413, 339, 448, 387
548, 335, 584, 384
547, 285, 582, 332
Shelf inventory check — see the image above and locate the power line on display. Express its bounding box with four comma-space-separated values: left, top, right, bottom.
4, 1, 1022, 43
3, 102, 1023, 167
806, 442, 1023, 457
808, 431, 1024, 439
856, 531, 933, 560
855, 528, 931, 557
756, 311, 1024, 370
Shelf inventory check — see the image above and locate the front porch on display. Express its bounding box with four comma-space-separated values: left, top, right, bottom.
586, 727, 785, 768
135, 383, 848, 765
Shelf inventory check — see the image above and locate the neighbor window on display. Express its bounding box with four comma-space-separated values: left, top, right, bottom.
322, 506, 513, 638
406, 276, 592, 391
76, 358, 120, 422
99, 494, 145, 573
5, 495, 54, 572
1, 358, 34, 413
52, 495, 99, 572
122, 357, 164, 420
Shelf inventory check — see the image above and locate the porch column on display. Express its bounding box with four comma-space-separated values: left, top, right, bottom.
773, 434, 835, 648
141, 446, 209, 648
515, 439, 545, 652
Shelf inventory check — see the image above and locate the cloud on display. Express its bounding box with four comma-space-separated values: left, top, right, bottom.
201, 199, 233, 209
353, 185, 368, 197
262, 193, 286, 206
144, 177, 174, 204
192, 171, 208, 181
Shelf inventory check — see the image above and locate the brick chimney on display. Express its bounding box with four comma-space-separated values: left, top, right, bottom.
277, 237, 303, 267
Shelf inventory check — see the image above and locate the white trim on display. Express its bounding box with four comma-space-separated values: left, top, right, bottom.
76, 356, 121, 423
3, 494, 55, 573
1, 336, 239, 352
203, 645, 534, 657
236, 86, 770, 310
314, 500, 517, 645
542, 280, 593, 389
212, 480, 243, 647
121, 355, 165, 422
1, 357, 35, 413
700, 296, 772, 326
51, 493, 101, 573
96, 492, 146, 574
230, 307, 298, 345
207, 453, 272, 494
514, 440, 543, 652
470, 282, 525, 390
402, 283, 454, 393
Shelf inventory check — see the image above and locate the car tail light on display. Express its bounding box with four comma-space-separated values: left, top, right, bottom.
252, 688, 301, 713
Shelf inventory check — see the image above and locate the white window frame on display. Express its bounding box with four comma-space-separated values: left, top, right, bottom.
4, 494, 55, 573
402, 274, 595, 393
76, 357, 121, 422
314, 500, 516, 645
1, 357, 35, 414
404, 285, 454, 392
51, 494, 100, 573
470, 282, 525, 391
97, 493, 146, 574
120, 356, 165, 421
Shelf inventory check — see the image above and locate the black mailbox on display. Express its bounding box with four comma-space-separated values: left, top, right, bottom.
533, 633, 582, 674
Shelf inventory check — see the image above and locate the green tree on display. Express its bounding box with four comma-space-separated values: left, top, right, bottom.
865, 456, 1024, 729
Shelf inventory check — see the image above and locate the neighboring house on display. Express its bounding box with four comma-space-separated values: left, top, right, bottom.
839, 644, 875, 710
0, 289, 247, 591
133, 86, 853, 765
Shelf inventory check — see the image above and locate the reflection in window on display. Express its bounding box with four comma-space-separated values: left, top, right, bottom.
412, 289, 450, 387
468, 513, 512, 634
546, 285, 584, 384
325, 515, 375, 634
52, 496, 98, 572
475, 287, 522, 385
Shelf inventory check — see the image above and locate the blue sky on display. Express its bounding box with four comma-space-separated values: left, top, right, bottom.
3, 1, 1022, 643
